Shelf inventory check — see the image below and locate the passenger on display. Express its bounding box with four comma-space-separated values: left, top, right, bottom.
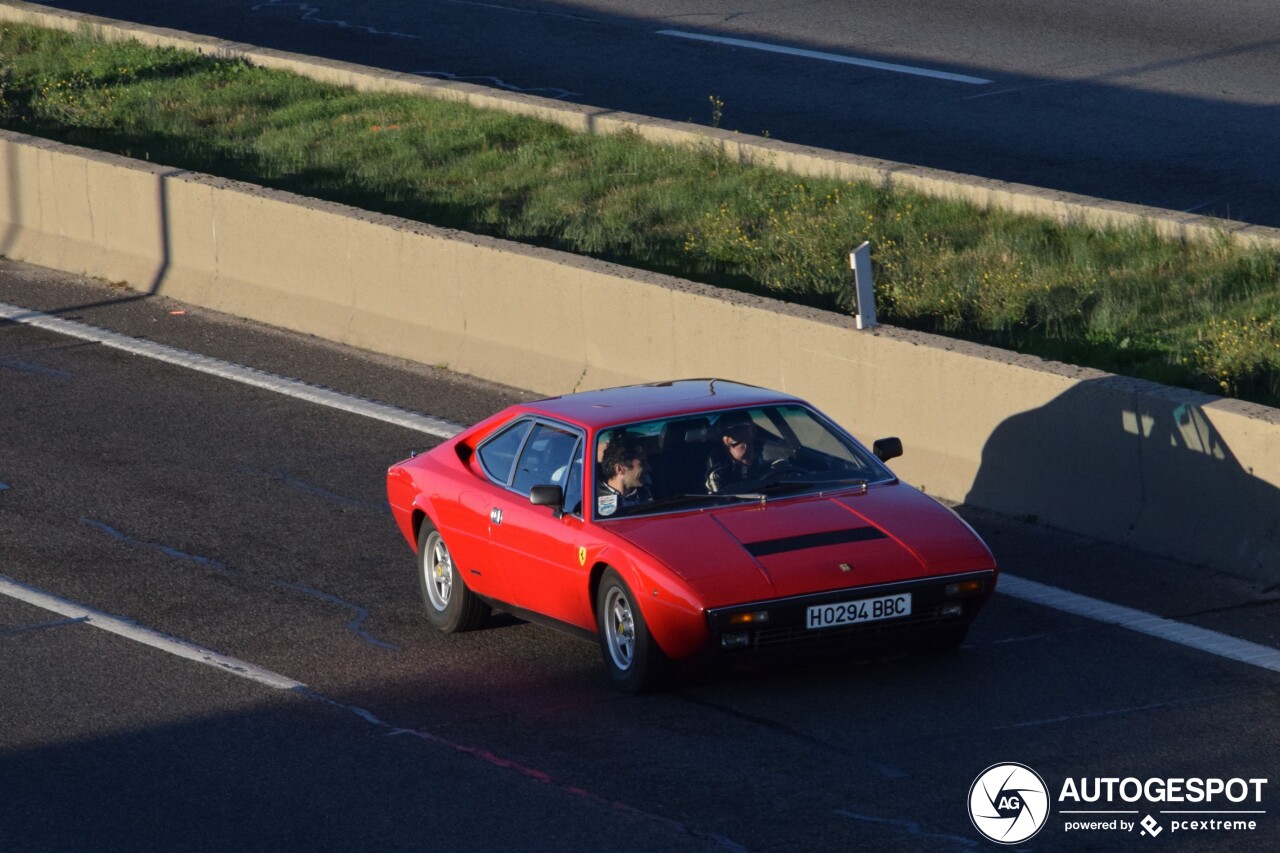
596, 433, 653, 516
706, 415, 770, 493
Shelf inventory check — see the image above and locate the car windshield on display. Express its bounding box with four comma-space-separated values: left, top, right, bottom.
591, 404, 894, 520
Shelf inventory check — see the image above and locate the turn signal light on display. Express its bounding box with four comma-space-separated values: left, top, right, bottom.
945, 580, 983, 596
726, 610, 770, 626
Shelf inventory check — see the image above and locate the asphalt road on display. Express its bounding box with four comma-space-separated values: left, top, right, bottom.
20, 0, 1280, 227
3, 260, 1278, 851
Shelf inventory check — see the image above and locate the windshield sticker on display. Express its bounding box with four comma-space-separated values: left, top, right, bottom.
597, 494, 618, 517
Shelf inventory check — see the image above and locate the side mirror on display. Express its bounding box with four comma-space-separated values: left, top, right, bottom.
873, 437, 903, 462
529, 484, 564, 508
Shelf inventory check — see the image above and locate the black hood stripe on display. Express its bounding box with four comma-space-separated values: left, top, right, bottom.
743, 527, 887, 557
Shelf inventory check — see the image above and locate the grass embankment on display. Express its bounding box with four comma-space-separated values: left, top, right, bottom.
2, 23, 1278, 406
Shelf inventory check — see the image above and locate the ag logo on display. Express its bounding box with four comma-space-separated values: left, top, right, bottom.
968, 763, 1049, 844
577, 546, 587, 567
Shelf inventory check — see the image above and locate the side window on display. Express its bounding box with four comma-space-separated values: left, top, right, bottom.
512, 423, 580, 496
478, 420, 533, 485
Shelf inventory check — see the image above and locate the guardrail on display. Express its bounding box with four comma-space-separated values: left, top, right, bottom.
1, 3, 1277, 582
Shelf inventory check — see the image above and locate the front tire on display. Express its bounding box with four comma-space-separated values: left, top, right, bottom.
417, 520, 489, 633
595, 568, 666, 693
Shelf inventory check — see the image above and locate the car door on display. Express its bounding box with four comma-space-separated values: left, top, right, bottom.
486, 420, 592, 628
454, 417, 536, 598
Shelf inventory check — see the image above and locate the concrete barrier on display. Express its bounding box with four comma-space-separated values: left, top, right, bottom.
2, 130, 1278, 582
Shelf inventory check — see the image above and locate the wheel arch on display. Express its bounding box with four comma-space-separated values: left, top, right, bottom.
588, 557, 706, 661
409, 502, 443, 553
587, 559, 620, 624
411, 507, 428, 551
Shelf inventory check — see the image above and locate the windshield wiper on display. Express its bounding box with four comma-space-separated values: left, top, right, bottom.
743, 477, 869, 498
630, 492, 759, 512
614, 480, 870, 514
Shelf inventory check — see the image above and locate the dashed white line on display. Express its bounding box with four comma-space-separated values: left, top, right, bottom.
0, 302, 463, 440
0, 574, 745, 849
0, 575, 304, 690
4, 300, 1279, 679
657, 30, 992, 85
998, 575, 1280, 674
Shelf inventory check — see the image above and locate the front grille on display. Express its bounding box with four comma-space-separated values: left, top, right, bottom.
706, 569, 994, 659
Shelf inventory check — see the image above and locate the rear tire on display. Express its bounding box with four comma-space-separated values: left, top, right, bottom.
417, 520, 489, 633
595, 568, 666, 693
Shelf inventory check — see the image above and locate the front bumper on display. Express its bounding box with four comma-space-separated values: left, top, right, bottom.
705, 569, 995, 657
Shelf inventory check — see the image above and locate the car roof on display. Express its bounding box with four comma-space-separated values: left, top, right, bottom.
517, 379, 804, 430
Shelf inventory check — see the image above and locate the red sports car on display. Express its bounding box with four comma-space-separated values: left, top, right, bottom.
387, 380, 996, 691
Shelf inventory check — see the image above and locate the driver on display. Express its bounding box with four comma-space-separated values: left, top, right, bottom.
706, 414, 770, 493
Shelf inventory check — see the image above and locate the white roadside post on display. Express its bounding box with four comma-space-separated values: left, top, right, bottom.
850, 241, 877, 330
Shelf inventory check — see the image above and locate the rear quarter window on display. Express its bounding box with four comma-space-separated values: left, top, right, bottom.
477, 420, 533, 485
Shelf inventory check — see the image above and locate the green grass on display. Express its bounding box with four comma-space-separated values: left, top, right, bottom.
3, 22, 1278, 406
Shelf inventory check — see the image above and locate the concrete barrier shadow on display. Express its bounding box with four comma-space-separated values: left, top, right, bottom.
0, 129, 185, 304
966, 378, 1280, 584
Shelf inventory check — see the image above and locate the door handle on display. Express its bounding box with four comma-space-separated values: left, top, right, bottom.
490, 507, 503, 525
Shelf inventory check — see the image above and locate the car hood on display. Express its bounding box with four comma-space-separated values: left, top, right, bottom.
607, 484, 994, 607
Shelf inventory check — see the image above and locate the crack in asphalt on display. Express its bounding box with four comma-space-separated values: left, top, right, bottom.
297, 688, 748, 851
835, 810, 979, 849
77, 517, 399, 651
249, 0, 419, 38
1173, 597, 1280, 620
677, 693, 906, 779
80, 516, 231, 572
275, 580, 401, 651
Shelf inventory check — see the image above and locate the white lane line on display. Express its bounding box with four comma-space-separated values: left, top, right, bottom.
0, 302, 464, 440
657, 30, 992, 85
0, 575, 304, 690
999, 574, 1280, 674
6, 300, 1279, 677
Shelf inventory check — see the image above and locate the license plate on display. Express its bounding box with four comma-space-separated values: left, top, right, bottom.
806, 593, 912, 629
